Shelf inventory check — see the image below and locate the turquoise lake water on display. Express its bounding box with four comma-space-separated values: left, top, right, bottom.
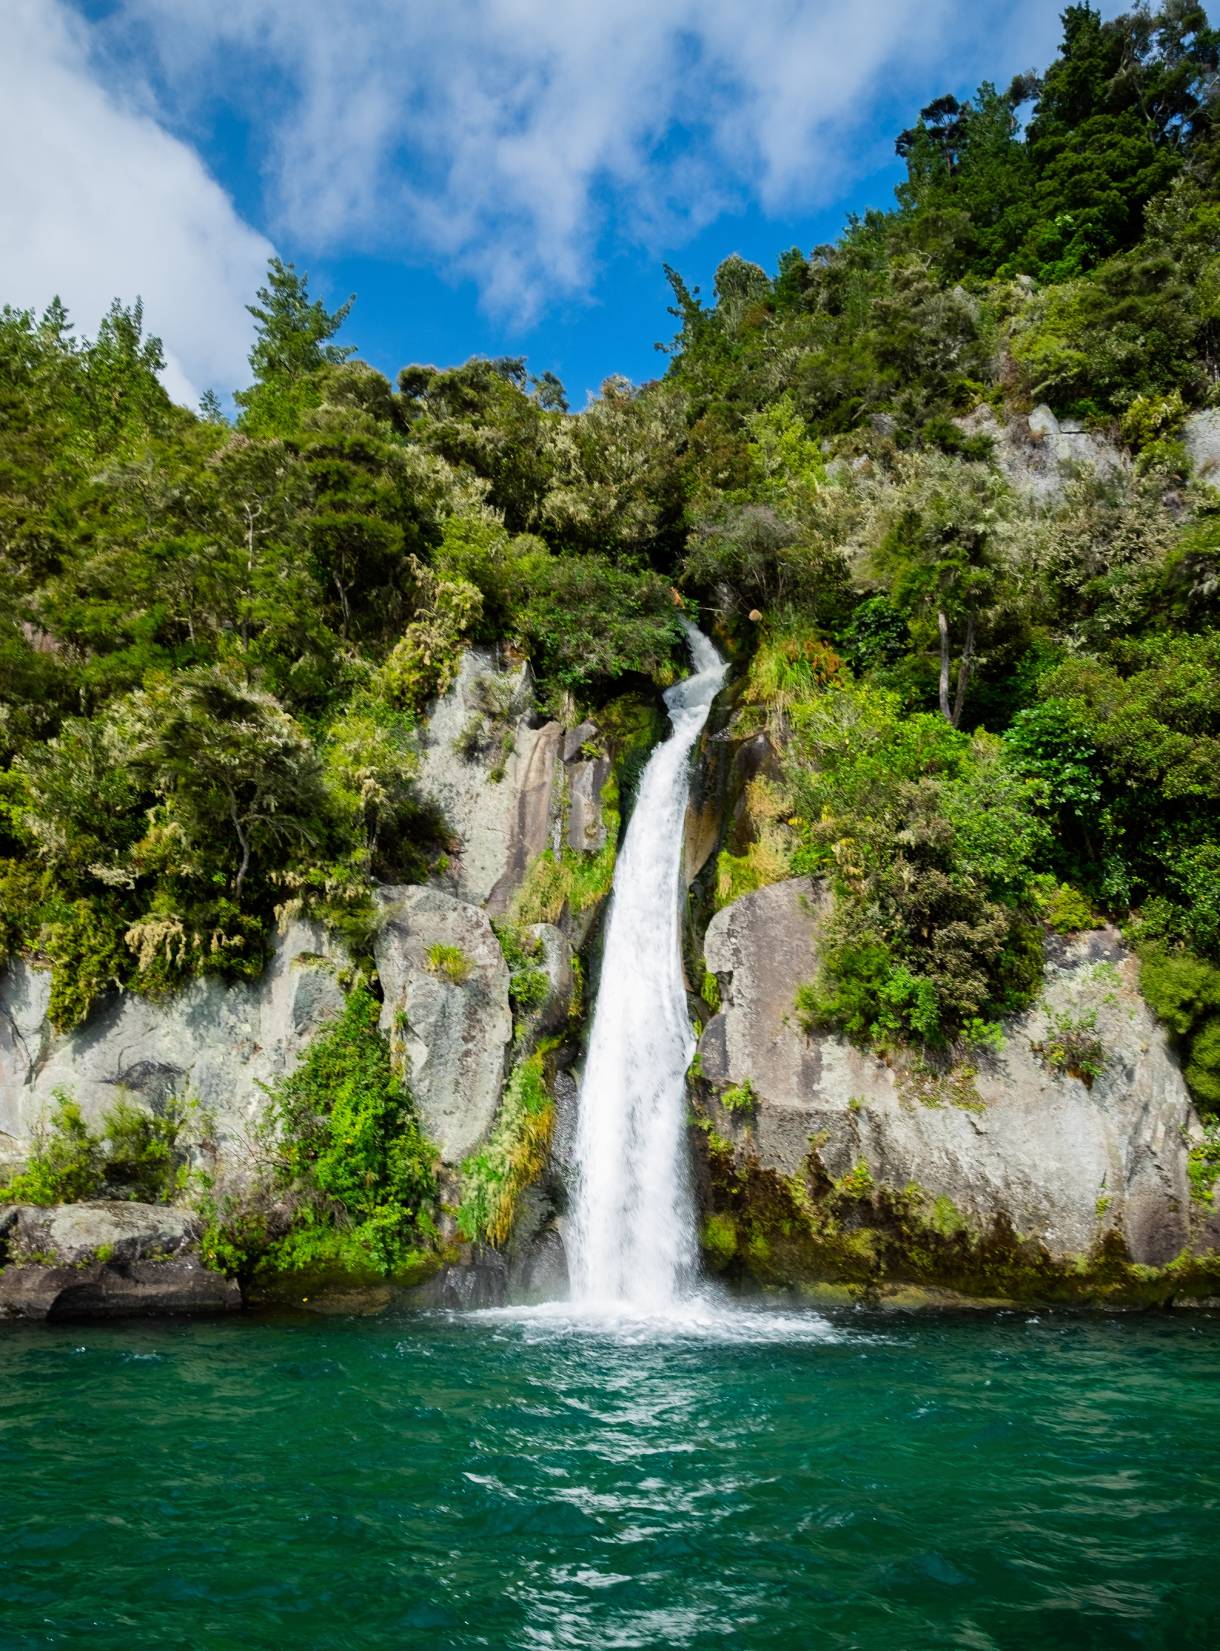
1, 1304, 1217, 1650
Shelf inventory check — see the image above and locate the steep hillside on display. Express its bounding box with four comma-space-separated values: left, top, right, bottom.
3, 2, 1219, 1308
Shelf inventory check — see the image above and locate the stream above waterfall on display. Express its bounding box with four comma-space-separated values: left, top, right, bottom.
3, 1307, 1218, 1650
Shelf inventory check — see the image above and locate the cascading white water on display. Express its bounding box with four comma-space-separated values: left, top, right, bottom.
570, 622, 727, 1311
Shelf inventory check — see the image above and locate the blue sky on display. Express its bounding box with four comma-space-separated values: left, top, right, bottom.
2, 1, 1139, 408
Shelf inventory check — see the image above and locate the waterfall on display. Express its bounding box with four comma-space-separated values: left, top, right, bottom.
570, 621, 727, 1311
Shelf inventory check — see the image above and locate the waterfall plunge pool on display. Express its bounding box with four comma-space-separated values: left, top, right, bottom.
2, 1305, 1218, 1650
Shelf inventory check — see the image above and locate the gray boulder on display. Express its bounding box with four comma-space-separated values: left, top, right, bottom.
1184, 409, 1220, 488
3, 1200, 198, 1266
700, 878, 1205, 1266
0, 1258, 239, 1320
374, 885, 513, 1163
566, 757, 612, 855
525, 923, 575, 1037
486, 722, 565, 914
955, 403, 1125, 503
0, 1200, 239, 1320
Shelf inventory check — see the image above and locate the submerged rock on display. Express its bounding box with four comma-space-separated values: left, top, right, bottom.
700, 878, 1213, 1273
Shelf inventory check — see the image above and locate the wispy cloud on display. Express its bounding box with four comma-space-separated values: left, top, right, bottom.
6, 1, 1083, 396
111, 0, 1073, 321
0, 0, 272, 404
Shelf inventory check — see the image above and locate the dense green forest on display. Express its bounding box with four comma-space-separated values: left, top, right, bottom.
1, 1, 1218, 1119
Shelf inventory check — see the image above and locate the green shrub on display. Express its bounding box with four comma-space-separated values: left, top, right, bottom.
381, 561, 483, 711
1119, 390, 1186, 453
240, 986, 438, 1277
493, 921, 551, 1017
1138, 944, 1220, 1112
785, 681, 1046, 1050
742, 623, 844, 722
1039, 1008, 1107, 1086
1031, 877, 1097, 934
1139, 945, 1220, 1037
1185, 1020, 1220, 1112
700, 970, 721, 1011
2, 1092, 104, 1205
512, 556, 684, 699
720, 1079, 758, 1116
833, 1159, 875, 1200
41, 900, 128, 1032
702, 1211, 739, 1269
714, 827, 792, 909
101, 1097, 188, 1203
458, 1054, 553, 1246
2, 1091, 188, 1206
425, 942, 472, 984
1188, 1123, 1220, 1207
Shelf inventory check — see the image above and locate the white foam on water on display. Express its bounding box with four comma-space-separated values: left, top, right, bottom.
471, 1295, 849, 1347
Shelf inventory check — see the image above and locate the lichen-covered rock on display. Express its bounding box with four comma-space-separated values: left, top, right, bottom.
415, 648, 565, 909
700, 877, 1208, 1268
0, 919, 347, 1178
955, 403, 1125, 502
374, 885, 512, 1163
1184, 408, 1220, 488
3, 1200, 198, 1266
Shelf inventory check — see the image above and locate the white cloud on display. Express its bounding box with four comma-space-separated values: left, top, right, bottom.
5, 0, 1098, 385
109, 0, 1078, 322
0, 0, 273, 405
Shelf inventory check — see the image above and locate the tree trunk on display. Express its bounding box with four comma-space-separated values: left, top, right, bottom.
951, 609, 976, 728
229, 793, 251, 898
937, 608, 952, 723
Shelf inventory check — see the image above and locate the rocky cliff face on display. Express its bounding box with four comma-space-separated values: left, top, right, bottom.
696, 877, 1220, 1301
414, 647, 611, 918
954, 402, 1125, 501
0, 918, 349, 1182
0, 647, 623, 1314
0, 648, 616, 1184
6, 643, 1214, 1314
